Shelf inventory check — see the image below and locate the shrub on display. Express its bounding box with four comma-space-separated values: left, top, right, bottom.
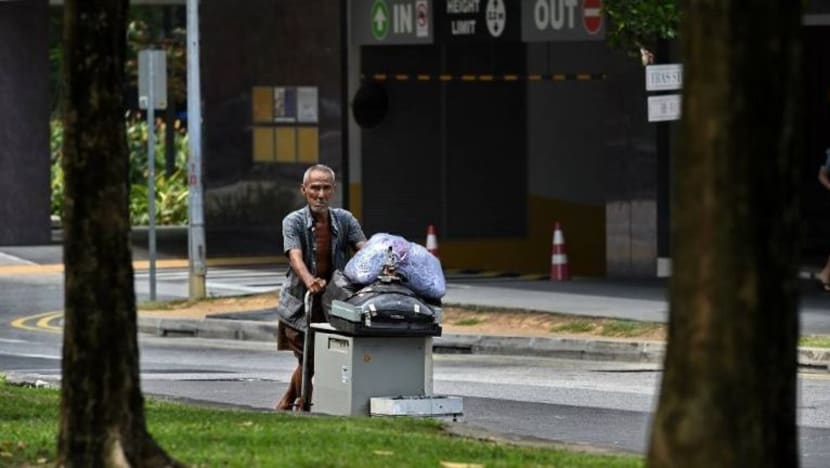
51, 115, 189, 226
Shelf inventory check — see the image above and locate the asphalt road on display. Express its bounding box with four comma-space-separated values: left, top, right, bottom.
2, 272, 830, 466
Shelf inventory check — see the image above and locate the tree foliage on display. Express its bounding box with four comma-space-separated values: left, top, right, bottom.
51, 117, 189, 225
602, 0, 679, 57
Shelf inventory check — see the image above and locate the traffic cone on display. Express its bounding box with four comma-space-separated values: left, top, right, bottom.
550, 222, 570, 281
426, 224, 439, 258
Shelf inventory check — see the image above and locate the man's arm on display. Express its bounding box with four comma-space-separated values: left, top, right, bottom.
344, 211, 367, 252
287, 248, 327, 294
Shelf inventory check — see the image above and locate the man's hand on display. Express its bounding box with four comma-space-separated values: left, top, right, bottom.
305, 277, 327, 294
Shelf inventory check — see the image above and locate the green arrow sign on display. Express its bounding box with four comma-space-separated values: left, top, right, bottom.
371, 0, 389, 40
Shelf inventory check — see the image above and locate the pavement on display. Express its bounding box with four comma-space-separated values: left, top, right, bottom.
4, 227, 830, 369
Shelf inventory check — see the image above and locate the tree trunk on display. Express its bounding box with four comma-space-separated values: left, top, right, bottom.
648, 2, 803, 467
58, 1, 182, 466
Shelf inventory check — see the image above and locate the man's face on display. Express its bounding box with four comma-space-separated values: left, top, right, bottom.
301, 170, 335, 215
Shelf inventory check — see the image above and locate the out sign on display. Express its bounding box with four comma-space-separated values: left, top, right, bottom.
522, 0, 604, 42
533, 0, 579, 31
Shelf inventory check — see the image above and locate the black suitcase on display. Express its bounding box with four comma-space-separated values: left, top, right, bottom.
324, 273, 442, 337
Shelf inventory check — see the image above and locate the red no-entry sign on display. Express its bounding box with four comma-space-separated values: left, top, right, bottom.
583, 0, 603, 34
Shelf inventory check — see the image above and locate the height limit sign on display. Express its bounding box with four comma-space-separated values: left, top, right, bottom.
138, 50, 167, 110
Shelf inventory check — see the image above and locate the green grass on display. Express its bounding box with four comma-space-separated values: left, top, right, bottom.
453, 317, 486, 326
800, 335, 830, 348
600, 320, 660, 338
0, 379, 642, 467
550, 319, 660, 338
551, 320, 597, 334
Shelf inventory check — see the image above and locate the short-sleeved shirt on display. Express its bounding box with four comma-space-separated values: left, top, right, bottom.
276, 206, 366, 330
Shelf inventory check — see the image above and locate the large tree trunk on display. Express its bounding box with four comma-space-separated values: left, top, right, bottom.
58, 1, 181, 466
647, 2, 803, 467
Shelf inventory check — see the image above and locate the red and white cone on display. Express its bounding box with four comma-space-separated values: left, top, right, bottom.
426, 224, 439, 258
550, 222, 570, 281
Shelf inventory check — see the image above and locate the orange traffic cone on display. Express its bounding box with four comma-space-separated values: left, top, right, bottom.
550, 222, 570, 281
426, 224, 439, 258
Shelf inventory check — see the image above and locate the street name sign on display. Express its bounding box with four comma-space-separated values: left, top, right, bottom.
647, 94, 681, 122
138, 50, 167, 110
645, 63, 683, 91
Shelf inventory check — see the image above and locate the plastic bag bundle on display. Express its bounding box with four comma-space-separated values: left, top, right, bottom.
344, 233, 410, 285
398, 242, 445, 300
344, 232, 446, 300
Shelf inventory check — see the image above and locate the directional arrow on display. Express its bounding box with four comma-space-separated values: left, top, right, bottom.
371, 0, 390, 40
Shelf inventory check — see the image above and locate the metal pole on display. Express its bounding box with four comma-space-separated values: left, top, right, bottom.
186, 0, 206, 299
148, 55, 157, 301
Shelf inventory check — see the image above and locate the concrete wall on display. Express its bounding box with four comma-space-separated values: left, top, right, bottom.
0, 0, 50, 245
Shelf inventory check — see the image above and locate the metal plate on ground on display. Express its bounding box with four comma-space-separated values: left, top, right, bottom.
370, 395, 463, 417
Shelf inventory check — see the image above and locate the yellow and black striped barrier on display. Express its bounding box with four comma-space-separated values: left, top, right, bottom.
365, 72, 607, 82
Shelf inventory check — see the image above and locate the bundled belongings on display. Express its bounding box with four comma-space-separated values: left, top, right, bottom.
343, 233, 445, 300
325, 234, 445, 337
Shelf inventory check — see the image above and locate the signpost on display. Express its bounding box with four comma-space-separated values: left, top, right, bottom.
645, 63, 683, 122
138, 49, 167, 301
438, 0, 520, 42
353, 0, 434, 45
522, 0, 605, 42
582, 0, 602, 34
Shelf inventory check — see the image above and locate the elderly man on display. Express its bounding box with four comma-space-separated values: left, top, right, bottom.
274, 164, 367, 411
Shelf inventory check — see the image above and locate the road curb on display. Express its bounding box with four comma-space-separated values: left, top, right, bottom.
137, 317, 277, 342
434, 333, 666, 363
136, 315, 830, 369
137, 316, 664, 363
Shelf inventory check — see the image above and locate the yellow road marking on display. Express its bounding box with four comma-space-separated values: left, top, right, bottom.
36, 312, 64, 332
11, 311, 63, 334
0, 256, 285, 276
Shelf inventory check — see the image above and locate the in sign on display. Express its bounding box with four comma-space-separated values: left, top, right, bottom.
394, 3, 413, 34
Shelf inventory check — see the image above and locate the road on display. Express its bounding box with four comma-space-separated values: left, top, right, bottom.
2, 267, 830, 466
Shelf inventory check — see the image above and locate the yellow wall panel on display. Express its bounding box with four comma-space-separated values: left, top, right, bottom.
275, 127, 297, 162
252, 86, 274, 123
252, 127, 274, 162
297, 126, 319, 163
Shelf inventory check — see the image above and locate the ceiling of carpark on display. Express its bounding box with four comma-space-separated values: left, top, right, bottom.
47, 0, 184, 4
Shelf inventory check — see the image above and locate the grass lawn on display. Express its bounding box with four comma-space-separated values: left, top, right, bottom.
800, 335, 830, 349
0, 379, 643, 467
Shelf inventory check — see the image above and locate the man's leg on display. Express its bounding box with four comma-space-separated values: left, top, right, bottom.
275, 324, 305, 410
